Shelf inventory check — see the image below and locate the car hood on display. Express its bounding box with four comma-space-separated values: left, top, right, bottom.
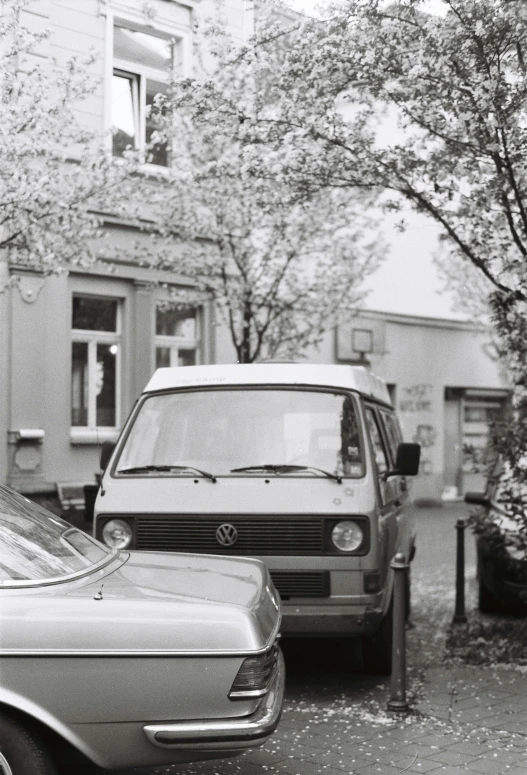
0, 552, 280, 655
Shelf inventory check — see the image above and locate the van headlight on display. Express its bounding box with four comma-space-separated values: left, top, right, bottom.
102, 518, 133, 549
331, 520, 364, 552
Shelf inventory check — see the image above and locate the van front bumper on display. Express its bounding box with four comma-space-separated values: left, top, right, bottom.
281, 604, 384, 636
143, 650, 285, 751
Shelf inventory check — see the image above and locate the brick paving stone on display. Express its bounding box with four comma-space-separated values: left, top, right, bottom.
407, 760, 445, 773
447, 743, 499, 756
244, 749, 290, 765
485, 716, 527, 731
411, 734, 466, 748
451, 707, 502, 723
400, 745, 450, 759
450, 698, 484, 711
469, 758, 525, 774
381, 728, 434, 743
429, 752, 477, 766
273, 759, 350, 775
353, 762, 408, 775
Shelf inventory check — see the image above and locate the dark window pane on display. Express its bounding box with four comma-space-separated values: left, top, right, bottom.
365, 409, 388, 474
96, 344, 117, 427
112, 73, 137, 157
146, 79, 168, 166
71, 342, 88, 427
178, 349, 196, 367
156, 347, 171, 369
72, 297, 117, 332
156, 307, 196, 337
380, 410, 402, 463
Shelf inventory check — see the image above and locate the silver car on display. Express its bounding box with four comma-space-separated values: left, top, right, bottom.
0, 486, 284, 775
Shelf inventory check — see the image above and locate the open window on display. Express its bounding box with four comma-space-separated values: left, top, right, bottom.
111, 24, 181, 167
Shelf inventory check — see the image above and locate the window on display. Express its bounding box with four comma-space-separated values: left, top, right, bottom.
365, 407, 389, 475
155, 306, 200, 368
379, 409, 403, 466
115, 389, 364, 478
71, 297, 120, 430
111, 25, 179, 166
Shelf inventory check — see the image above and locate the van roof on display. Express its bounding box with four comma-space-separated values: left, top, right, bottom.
144, 363, 392, 406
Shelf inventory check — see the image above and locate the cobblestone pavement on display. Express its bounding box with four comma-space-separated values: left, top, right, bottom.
118, 505, 527, 775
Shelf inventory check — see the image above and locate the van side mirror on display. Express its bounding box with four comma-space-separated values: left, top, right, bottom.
384, 443, 420, 479
464, 491, 491, 507
100, 440, 116, 472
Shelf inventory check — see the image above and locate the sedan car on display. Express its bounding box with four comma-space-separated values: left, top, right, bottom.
0, 485, 284, 775
465, 458, 527, 615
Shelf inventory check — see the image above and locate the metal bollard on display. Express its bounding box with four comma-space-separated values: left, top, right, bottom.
453, 518, 467, 623
387, 552, 410, 712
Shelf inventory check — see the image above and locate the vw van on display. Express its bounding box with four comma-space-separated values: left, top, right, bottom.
94, 363, 420, 675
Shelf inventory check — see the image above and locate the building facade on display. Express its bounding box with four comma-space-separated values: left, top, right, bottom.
0, 0, 510, 506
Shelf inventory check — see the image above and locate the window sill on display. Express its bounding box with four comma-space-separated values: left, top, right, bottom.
70, 429, 120, 446
111, 154, 170, 179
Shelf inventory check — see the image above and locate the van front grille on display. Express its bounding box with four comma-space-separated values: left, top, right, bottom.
270, 571, 330, 599
135, 515, 324, 555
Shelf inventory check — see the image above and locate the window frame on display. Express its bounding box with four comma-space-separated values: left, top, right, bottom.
155, 306, 201, 368
111, 68, 141, 156
364, 405, 389, 476
378, 408, 403, 469
111, 24, 181, 169
71, 296, 122, 436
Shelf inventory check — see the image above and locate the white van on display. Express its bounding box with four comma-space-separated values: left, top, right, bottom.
94, 363, 420, 674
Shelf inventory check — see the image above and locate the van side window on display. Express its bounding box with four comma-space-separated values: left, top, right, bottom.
365, 407, 389, 475
379, 410, 402, 466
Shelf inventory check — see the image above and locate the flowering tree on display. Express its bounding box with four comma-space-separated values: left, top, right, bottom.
240, 0, 527, 301
147, 3, 384, 363
0, 0, 142, 282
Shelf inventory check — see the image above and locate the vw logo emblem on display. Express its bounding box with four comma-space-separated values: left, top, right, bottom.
216, 523, 238, 547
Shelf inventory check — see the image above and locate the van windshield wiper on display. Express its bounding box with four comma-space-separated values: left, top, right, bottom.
230, 464, 342, 484
117, 465, 217, 482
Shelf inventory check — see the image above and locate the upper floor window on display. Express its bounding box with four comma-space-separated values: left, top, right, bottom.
155, 305, 200, 368
71, 296, 121, 430
112, 25, 179, 167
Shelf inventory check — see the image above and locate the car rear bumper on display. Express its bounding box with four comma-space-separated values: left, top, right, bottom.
143, 649, 285, 751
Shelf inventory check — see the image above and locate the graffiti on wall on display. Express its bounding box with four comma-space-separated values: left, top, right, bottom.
399, 384, 433, 413
398, 386, 436, 476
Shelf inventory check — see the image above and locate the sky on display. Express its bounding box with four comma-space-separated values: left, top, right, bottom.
284, 0, 464, 321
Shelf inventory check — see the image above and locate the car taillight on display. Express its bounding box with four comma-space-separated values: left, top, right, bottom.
229, 642, 279, 700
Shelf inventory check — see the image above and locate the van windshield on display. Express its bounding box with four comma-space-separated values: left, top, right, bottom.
116, 388, 364, 478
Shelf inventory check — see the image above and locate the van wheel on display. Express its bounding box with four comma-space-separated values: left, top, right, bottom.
0, 711, 57, 775
362, 598, 393, 676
